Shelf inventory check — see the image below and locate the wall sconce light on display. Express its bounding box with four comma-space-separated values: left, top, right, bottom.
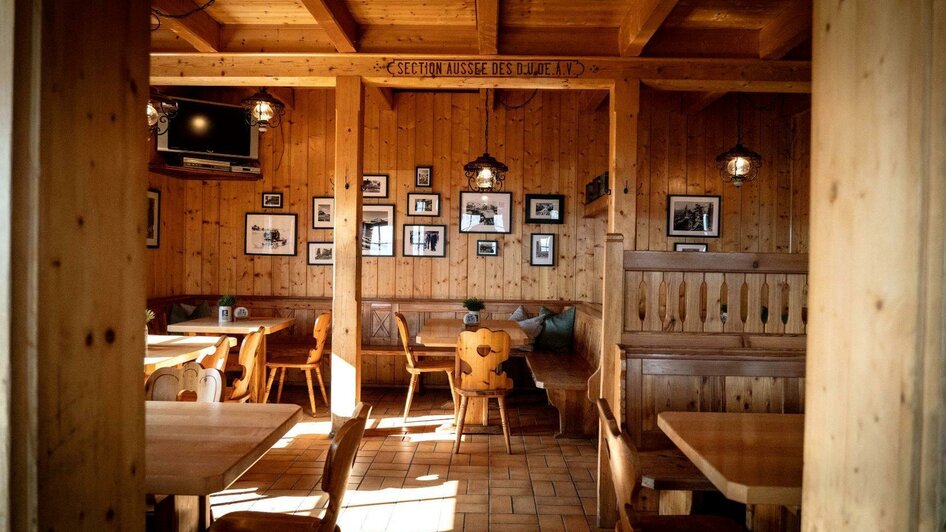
147, 90, 178, 137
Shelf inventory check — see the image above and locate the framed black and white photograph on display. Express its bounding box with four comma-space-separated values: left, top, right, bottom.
403, 224, 446, 257
245, 213, 298, 256
667, 195, 721, 238
362, 174, 389, 198
262, 192, 283, 209
312, 197, 334, 229
415, 166, 432, 187
407, 193, 440, 216
307, 241, 334, 265
525, 194, 564, 224
362, 204, 395, 256
674, 243, 708, 252
476, 240, 499, 257
146, 189, 160, 248
459, 191, 512, 234
530, 233, 556, 267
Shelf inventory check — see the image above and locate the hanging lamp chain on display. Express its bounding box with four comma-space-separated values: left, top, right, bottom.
484, 90, 490, 151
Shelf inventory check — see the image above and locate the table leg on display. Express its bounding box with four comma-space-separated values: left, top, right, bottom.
746, 504, 799, 532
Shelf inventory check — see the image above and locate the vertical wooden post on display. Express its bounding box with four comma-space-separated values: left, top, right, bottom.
596, 78, 640, 528
6, 2, 150, 530
805, 1, 945, 530
0, 0, 12, 528
331, 75, 364, 430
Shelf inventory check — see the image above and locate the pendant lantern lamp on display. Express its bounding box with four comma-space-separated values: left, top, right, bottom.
716, 96, 762, 188
464, 89, 508, 192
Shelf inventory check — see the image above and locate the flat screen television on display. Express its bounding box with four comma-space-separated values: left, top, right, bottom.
157, 97, 259, 160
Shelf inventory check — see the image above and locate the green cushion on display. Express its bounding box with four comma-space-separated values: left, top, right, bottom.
192, 301, 212, 319
535, 307, 575, 352
168, 303, 194, 324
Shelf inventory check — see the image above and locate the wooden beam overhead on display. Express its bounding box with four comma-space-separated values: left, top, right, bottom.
299, 0, 359, 53
578, 90, 609, 112
618, 0, 679, 57
152, 0, 221, 53
476, 0, 500, 55
682, 91, 727, 115
759, 0, 812, 60
150, 53, 811, 93
368, 85, 395, 110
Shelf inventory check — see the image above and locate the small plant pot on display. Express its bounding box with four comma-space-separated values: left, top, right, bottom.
218, 306, 233, 323
145, 325, 150, 341
463, 310, 480, 326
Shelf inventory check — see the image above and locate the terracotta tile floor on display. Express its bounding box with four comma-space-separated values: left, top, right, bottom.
211, 386, 606, 531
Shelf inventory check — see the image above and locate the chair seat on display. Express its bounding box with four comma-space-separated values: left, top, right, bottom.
210, 510, 327, 532
633, 511, 746, 532
456, 387, 511, 397
407, 359, 455, 373
266, 354, 318, 368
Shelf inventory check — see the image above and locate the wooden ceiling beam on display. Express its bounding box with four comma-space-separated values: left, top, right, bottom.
152, 0, 220, 53
299, 0, 359, 53
578, 90, 609, 112
618, 0, 679, 57
759, 0, 812, 60
150, 53, 810, 93
475, 0, 500, 55
368, 86, 395, 110
682, 91, 727, 115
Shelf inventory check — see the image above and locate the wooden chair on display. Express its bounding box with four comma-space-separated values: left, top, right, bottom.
198, 335, 233, 371
209, 403, 372, 532
395, 312, 457, 422
596, 399, 745, 532
225, 327, 264, 403
145, 362, 224, 403
264, 312, 331, 415
453, 328, 513, 454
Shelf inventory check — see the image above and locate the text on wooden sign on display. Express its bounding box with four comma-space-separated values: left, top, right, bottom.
386, 60, 586, 78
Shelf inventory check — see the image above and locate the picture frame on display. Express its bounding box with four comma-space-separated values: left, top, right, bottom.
525, 194, 565, 224
261, 192, 283, 209
459, 191, 513, 234
362, 174, 389, 198
245, 213, 298, 256
415, 166, 432, 187
146, 189, 160, 248
667, 194, 721, 238
530, 233, 556, 267
362, 204, 395, 256
403, 224, 447, 257
312, 197, 334, 229
407, 192, 440, 216
307, 241, 334, 265
674, 242, 708, 252
476, 240, 499, 257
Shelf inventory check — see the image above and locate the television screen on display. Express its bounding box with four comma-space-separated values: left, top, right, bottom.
157, 97, 259, 160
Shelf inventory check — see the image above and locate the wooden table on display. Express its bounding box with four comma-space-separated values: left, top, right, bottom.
145, 335, 237, 374
167, 317, 295, 402
417, 319, 527, 430
146, 401, 302, 531
657, 411, 804, 531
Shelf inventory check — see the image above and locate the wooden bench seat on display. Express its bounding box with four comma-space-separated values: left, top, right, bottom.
524, 351, 595, 438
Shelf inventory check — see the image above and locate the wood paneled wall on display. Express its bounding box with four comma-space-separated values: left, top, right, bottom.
148, 89, 611, 302
147, 89, 811, 302
634, 91, 810, 253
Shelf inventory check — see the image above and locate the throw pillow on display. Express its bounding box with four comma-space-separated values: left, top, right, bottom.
191, 301, 212, 319
513, 315, 546, 352
535, 306, 576, 352
168, 303, 194, 324
509, 305, 531, 322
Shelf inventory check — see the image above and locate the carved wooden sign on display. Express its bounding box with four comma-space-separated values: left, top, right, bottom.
385, 59, 586, 78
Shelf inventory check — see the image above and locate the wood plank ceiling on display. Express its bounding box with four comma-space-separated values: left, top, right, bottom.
150, 0, 812, 59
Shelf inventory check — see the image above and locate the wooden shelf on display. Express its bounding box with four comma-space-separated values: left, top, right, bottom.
148, 163, 262, 181
582, 195, 608, 218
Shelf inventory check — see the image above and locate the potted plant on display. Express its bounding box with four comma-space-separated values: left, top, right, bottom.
145, 309, 155, 339
462, 297, 485, 326
218, 295, 236, 323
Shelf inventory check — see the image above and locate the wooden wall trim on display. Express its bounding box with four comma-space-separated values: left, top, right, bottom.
624, 251, 809, 273
0, 0, 12, 526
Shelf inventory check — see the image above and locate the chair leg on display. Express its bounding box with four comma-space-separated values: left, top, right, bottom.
304, 369, 317, 416
403, 373, 418, 422
497, 395, 512, 454
453, 395, 469, 454
314, 366, 329, 407
263, 367, 278, 404
276, 367, 287, 403
445, 370, 458, 416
